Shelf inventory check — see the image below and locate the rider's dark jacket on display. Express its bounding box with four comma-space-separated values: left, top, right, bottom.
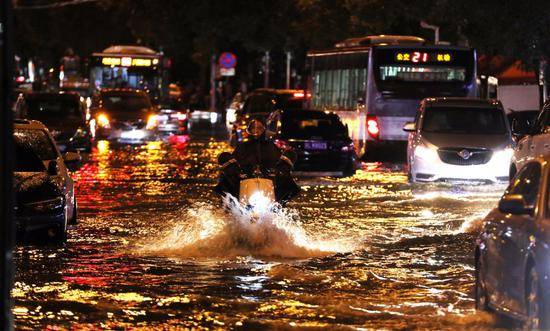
215, 135, 299, 202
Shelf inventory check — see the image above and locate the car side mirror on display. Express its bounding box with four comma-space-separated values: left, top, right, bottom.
511, 118, 532, 138
47, 161, 59, 175
218, 152, 233, 165
63, 152, 82, 170
498, 194, 534, 215
403, 122, 416, 132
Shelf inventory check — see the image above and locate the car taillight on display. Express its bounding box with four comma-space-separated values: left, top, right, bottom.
274, 139, 293, 151
367, 115, 380, 140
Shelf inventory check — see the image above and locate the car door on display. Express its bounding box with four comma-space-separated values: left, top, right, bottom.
495, 162, 542, 314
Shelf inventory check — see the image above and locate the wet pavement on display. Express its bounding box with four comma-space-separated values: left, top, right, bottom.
13, 131, 512, 330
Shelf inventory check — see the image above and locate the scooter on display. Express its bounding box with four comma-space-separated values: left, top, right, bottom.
215, 152, 299, 214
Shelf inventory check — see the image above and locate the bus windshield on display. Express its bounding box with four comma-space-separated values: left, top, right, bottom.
374, 48, 474, 93
101, 93, 152, 112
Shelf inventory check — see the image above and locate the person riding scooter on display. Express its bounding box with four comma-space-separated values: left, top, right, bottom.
215, 119, 300, 203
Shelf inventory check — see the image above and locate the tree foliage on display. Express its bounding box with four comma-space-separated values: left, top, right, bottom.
13, 0, 550, 81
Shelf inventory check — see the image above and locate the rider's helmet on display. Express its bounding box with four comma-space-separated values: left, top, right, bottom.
246, 119, 265, 138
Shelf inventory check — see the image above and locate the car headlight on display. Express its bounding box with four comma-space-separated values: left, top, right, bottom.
74, 128, 87, 138
414, 144, 438, 160
492, 147, 514, 163
97, 113, 110, 128
24, 197, 65, 214
146, 114, 158, 130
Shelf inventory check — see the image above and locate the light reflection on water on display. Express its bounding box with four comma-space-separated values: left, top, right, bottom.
13, 135, 509, 330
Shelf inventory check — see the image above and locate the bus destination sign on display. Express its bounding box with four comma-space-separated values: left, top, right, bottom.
395, 52, 452, 63
101, 57, 160, 67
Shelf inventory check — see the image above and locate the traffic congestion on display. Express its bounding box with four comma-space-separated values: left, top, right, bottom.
3, 2, 550, 330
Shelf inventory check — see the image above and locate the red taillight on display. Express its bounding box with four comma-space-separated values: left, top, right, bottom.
367, 115, 380, 139
293, 92, 305, 98
274, 139, 293, 151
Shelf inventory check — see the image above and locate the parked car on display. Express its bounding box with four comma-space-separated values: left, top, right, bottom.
510, 101, 550, 179
266, 109, 357, 177
475, 156, 550, 329
403, 97, 513, 183
14, 119, 81, 244
14, 92, 93, 152
91, 89, 159, 144
230, 89, 307, 145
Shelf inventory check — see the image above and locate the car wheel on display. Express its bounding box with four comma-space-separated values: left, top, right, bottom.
69, 198, 77, 225
50, 225, 67, 246
475, 256, 490, 311
525, 267, 545, 330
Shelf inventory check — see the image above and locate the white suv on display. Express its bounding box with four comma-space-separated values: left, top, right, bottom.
404, 98, 513, 183
510, 102, 550, 178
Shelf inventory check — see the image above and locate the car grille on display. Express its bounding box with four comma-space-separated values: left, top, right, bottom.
437, 148, 492, 165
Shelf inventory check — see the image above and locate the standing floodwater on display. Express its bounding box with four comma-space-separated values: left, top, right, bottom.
13, 134, 506, 330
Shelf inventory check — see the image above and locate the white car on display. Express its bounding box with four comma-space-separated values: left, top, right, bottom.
14, 119, 80, 244
510, 102, 550, 178
404, 98, 513, 183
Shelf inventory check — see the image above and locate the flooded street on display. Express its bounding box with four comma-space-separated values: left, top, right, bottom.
13, 132, 508, 330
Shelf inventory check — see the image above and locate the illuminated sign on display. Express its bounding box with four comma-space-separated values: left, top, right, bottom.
101, 57, 155, 67
395, 52, 452, 63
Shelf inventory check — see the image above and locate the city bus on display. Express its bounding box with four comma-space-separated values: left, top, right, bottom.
306, 35, 477, 157
89, 45, 170, 102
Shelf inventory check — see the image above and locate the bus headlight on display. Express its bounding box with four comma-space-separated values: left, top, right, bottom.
97, 113, 110, 128
146, 114, 158, 130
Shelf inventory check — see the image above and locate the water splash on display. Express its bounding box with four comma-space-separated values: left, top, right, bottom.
138, 195, 355, 259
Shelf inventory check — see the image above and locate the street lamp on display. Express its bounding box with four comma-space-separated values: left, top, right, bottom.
420, 21, 440, 44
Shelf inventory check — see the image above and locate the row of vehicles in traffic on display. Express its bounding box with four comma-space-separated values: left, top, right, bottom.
222, 35, 548, 328
11, 87, 191, 244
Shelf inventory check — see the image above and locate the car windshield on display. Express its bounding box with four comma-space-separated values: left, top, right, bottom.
422, 106, 507, 134
14, 142, 46, 172
244, 94, 304, 114
14, 129, 57, 160
102, 94, 152, 112
281, 112, 348, 140
26, 98, 81, 120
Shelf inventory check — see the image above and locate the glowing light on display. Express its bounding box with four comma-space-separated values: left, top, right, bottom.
367, 116, 380, 139
146, 114, 158, 130
414, 145, 438, 160
96, 140, 109, 155
121, 57, 132, 67
210, 112, 218, 124
97, 113, 110, 128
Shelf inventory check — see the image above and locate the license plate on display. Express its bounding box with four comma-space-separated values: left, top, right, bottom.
305, 142, 327, 150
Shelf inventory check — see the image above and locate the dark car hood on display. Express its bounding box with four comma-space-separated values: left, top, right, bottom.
422, 132, 511, 150
14, 172, 62, 205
